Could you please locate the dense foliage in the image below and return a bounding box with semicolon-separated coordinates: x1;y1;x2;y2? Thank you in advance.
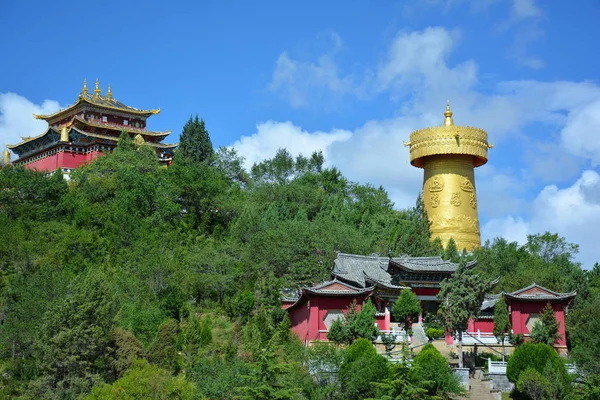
0;119;599;398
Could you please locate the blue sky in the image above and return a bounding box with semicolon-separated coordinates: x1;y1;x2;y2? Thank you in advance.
1;0;600;267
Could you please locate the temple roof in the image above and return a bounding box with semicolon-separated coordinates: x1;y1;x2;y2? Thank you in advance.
71;117;170;137
283;278;374;311
34;91;160;122
305;278;374;296
332;252;474;288
504;283;576;302
8;124;175;153
480;294;501;311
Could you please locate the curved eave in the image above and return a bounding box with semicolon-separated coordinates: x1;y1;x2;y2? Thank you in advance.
34;97;160;121
363;272;408;290
72;117;171;137
7;127;54;150
70;127;177;150
503;292;577;303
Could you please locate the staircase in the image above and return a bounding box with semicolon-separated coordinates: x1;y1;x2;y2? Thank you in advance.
458;370;500;400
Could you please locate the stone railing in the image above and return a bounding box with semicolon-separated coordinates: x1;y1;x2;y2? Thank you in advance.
488;359;508;374
463;330;509;345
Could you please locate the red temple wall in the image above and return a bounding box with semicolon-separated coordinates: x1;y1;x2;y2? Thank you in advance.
472;319;494;332
508;301;567;346
24;150;104;172
288;299;310;344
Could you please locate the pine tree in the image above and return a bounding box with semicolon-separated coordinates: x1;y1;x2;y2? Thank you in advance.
493;296;511;360
178;115;214;164
392;289;421;332
438;264;495;368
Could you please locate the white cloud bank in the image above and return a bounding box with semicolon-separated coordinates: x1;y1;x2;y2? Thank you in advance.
240;25;600;267
0;92;61;158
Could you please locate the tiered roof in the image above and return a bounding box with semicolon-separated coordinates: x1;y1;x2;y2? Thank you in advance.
8;80;176;161
332;252;475;288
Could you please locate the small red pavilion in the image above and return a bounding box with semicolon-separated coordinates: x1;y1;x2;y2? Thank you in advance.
6;79;176;176
470;283;576;353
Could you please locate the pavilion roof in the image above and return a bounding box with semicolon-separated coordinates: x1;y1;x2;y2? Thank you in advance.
282;278;374;311
504;283;576;302
34;91;160;121
332;252;475;288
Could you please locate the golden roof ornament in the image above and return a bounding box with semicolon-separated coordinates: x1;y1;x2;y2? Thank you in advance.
106;84;112;101
3;148;10;165
444;101;454;126
94;78;101;99
82;79;88;95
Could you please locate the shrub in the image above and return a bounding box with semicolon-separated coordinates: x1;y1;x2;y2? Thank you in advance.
506;343;566;384
425;328;445;341
413;344;463;397
516;367;551;400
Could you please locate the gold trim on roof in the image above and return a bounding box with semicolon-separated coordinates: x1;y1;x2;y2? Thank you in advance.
71;116;170;136
33;97;161;120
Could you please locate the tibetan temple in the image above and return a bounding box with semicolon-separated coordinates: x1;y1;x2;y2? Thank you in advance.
5;79;176;176
283;252;475;344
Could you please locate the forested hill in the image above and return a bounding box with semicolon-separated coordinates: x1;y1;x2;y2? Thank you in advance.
1;123;599;399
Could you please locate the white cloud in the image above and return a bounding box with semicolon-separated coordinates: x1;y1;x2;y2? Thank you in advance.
483;170;600;268
511;0;541;19
231;121;352;169
561;100;600;166
0;92;61;158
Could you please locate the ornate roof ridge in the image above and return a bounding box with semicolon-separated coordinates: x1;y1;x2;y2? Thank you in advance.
34;93;160;121
6;127;54;149
71;117;170;137
70;127;177;149
509;282;574;297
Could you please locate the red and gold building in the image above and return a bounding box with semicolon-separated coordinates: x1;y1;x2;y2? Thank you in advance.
6;79;176;176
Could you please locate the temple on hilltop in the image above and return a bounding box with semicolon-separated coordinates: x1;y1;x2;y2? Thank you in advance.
5;79;177;177
405;103;493;251
282;252;475;344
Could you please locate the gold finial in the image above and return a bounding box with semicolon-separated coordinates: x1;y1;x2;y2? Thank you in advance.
94;78;101;98
82;79;88;94
3;148;10;165
444;101;454;126
106;84;112;101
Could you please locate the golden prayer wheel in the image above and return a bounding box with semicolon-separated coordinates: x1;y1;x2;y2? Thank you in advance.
405;104;492;251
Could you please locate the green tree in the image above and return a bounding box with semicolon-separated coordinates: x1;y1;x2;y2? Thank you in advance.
506;343;568;388
391;289;421;332
177;115;214;164
31;272;116;399
437;264;494;368
493;296;511;360
84;359;194;400
412;344;464;398
568;296;600;375
339;338;388;400
530;303;561;346
352;298;379;341
147;319;180;373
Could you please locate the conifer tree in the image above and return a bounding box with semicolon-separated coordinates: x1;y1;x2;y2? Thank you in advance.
178;115;214;164
438;264;495;368
493;296;511;360
392;289;421;332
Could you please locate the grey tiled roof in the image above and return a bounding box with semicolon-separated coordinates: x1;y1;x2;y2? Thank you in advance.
391;255;476;272
332;252;473;288
333;253;392;288
504;283;576;302
480;294;501;311
304;278;374;295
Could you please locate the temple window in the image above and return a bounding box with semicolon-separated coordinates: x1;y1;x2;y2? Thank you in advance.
124;120;129;126
102;116;107;122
